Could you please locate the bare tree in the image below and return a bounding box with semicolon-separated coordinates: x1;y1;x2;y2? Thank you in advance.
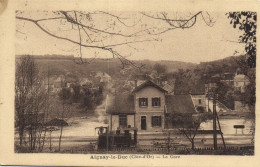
16;11;214;68
168;113;211;150
15;55;47;151
141;11;215;30
58;86;71;152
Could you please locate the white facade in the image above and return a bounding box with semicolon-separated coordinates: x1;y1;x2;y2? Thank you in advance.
234;74;250;93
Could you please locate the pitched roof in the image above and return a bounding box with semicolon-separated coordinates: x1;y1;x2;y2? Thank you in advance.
96;72;111;78
106;94;135;114
165;95;196;114
222;73;234;80
106;94;196;115
132;80;168;94
234;74;249;81
163;84;174;93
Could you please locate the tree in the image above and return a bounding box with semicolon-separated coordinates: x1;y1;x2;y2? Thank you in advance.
46;85;72;152
169;113;211;150
227;11;256;111
196;106;206;113
153;63;167;76
58;88;71;152
71;83;81;103
227;12;256;68
215;82;234;110
173;68;204;95
16;11;214;68
59;87;72;102
15;55;47;150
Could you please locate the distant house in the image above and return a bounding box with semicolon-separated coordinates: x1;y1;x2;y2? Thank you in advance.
205;71;250;94
79;78;91;86
106;80;196;132
191;94;207;113
205;73;235;94
220;73;234;85
233;73;250;93
126;79;146;88
54;75;65;88
95;72;111;83
43;75;65;92
65;77;78;88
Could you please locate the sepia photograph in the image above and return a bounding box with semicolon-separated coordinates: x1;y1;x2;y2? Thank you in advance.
0;0;259;166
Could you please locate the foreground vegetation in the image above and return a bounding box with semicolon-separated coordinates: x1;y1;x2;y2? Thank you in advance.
15;143;254;155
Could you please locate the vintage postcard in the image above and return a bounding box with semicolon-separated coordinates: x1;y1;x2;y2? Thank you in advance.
0;0;259;166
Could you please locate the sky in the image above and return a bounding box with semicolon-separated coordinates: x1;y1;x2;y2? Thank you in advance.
15;11;245;64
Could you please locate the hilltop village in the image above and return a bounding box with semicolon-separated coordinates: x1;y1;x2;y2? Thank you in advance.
15;55;255;154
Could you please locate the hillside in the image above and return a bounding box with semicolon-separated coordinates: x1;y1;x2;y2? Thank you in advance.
16;55;197;79
173;55;245;95
16;54;249;111
173;55;249;110
134;59;196;73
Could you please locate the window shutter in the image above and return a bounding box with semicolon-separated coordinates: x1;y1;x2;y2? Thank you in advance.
159;97;161;106
159;116;162;126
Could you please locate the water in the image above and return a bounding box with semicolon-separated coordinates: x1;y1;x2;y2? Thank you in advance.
50;117;108;137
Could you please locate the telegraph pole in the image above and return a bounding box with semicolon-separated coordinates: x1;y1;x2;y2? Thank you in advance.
207;85;210;112
213;93;217;150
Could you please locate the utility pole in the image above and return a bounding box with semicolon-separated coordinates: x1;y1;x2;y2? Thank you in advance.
106;127;108;153
167;131;170;154
216;112;226;149
213;93;217;150
207;85;210;112
58;75;65;152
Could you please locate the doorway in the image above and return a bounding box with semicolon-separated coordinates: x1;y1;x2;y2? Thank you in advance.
141;116;146;130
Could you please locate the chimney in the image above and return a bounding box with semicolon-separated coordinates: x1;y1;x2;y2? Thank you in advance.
135;79;137;88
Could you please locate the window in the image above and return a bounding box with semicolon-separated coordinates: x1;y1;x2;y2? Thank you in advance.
152;97;161;107
139;98;148;107
151;116;162;127
198;99;202;104
119;115;127;128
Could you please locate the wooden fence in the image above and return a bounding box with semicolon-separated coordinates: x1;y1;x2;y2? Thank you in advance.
97;145;254;152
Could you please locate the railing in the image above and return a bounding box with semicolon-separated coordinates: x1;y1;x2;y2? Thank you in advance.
216;100;233;112
96;145;254;152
